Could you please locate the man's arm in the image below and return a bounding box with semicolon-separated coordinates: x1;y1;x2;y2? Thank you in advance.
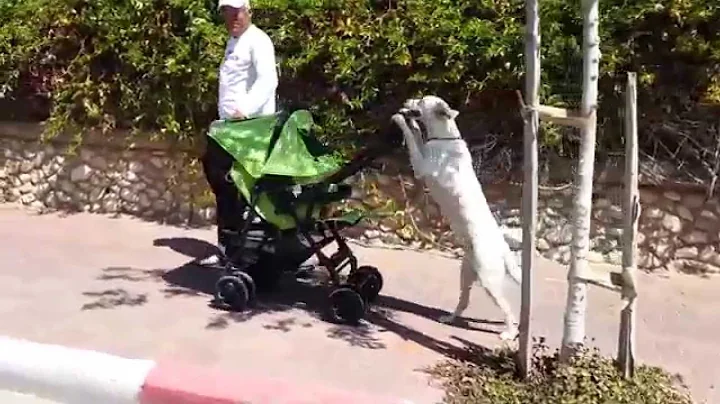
235;33;278;117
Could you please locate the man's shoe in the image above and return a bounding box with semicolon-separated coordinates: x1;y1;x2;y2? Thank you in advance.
197;236;228;266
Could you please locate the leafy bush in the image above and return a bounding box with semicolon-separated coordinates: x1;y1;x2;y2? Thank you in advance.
1;0;719;157
0;0;226;146
427;340;694;404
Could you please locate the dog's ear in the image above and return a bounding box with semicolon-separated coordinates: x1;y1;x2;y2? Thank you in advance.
433;103;459;120
400;107;422;119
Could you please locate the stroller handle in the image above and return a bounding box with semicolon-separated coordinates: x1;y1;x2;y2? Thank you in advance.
322;143;389;185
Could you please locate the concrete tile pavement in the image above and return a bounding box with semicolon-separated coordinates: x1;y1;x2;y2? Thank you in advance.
0;391;63;404
0;206;717;403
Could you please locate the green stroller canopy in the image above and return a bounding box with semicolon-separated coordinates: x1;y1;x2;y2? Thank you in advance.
207;110;352;230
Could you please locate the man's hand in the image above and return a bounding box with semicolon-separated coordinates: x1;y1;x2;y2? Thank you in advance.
231;110;246;120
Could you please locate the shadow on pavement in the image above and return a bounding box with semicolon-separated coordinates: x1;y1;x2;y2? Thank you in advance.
81;288;149;310
376;294;505;330
87;236;499;358
153;237;219;261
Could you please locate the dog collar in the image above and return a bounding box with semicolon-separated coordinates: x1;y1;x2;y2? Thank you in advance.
402;114;462;143
417;122;461;142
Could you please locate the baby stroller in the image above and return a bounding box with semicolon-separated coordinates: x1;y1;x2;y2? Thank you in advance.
203;109;385;325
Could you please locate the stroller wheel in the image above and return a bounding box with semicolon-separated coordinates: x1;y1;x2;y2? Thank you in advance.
328;287;366;325
348;266;384;303
215;275;249;312
232;271;257;302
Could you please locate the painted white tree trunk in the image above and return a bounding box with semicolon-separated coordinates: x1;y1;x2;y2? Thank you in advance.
560;0;600;361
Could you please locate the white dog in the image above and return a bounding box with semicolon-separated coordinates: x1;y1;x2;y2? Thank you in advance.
393;95;521;340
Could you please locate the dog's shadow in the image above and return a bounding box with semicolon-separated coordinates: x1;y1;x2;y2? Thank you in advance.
376;294;505;334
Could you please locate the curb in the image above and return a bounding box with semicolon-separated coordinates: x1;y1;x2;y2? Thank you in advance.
0;336;414;404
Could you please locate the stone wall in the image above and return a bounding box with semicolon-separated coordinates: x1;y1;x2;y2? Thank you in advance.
484;184;720;274
349;171;720;274
1;122;719;274
0;123;216;226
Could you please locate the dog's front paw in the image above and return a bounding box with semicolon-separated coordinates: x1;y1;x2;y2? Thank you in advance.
499;326;519;341
438;314;457;324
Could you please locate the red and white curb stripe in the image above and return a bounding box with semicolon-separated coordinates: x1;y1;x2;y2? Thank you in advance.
0;336;414;404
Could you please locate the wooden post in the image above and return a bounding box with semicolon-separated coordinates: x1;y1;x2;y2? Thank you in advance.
560;0;600;361
617;72;639;378
518;0;540;380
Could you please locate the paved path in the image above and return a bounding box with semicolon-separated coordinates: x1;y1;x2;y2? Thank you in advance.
0;205;717;403
0;391;61;404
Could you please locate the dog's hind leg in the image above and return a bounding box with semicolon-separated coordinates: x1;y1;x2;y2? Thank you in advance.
483;281;519;341
439;254;477;324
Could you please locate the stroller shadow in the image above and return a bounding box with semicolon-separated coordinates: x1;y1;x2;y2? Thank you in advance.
158;259;331;324
149;236;502;356
159;259;392;350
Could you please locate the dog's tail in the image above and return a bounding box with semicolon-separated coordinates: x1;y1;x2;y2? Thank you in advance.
503;248;522;285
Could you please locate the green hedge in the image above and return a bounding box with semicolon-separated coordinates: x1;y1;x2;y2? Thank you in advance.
1;0;719;154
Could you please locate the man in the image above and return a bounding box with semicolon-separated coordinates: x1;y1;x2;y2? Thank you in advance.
202;0;279;256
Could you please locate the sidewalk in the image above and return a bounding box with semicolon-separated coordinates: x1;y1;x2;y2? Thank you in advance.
0;391;61;404
0;206;717;403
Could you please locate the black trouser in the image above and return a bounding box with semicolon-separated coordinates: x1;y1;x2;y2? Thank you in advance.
201;136;247;246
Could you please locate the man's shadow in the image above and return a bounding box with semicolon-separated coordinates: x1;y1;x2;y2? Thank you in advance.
153;237;220;262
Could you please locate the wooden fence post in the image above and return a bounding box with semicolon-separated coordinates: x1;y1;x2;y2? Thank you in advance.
617;72;640;378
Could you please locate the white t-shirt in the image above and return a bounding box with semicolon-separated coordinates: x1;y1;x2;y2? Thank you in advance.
218;24;278;120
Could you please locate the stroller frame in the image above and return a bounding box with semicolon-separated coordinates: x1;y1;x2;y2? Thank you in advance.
205;113;386;325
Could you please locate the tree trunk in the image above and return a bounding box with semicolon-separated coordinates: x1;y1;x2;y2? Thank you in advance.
560;0;600;362
518;0;540;380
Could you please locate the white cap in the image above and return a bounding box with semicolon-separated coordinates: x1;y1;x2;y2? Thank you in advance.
218;0;250;10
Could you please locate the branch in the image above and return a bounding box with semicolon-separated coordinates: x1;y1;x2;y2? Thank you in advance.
396;174;450;251
707;125;720;199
